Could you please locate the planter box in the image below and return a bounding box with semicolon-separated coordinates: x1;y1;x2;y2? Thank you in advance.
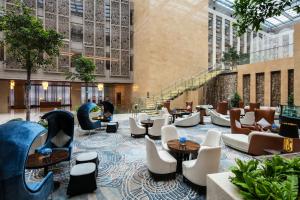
207;172;242;200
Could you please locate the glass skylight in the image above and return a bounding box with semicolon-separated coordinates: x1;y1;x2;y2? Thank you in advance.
275;15;290;23
266;18;282;26
285;8;299;17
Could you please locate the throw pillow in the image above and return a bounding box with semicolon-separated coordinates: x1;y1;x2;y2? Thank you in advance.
257;118;271;128
51;129;71;147
235;120;242;128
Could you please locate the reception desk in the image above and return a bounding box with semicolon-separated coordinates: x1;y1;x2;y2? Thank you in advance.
40;101;62;108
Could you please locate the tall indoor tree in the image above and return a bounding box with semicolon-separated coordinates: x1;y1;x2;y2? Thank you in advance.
66;56;96;103
0;1;63;121
233;0;300;35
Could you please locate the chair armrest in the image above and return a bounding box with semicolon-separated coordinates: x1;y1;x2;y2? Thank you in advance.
248;134;283;156
27;172;53;193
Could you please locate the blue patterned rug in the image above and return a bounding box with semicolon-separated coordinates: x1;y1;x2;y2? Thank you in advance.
26;115;251;200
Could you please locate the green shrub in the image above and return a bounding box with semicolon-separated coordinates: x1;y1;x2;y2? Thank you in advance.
230;156;300;200
230;92;241;108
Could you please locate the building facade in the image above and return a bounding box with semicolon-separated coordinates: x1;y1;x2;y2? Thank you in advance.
0;0;134;112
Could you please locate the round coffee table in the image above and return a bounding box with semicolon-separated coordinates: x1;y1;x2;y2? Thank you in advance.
26;149;69;190
141;119;154;135
92;116;110;122
167;139;200;172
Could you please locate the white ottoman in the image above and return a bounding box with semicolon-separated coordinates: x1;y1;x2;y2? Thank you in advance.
76;151;99;176
67;163;97;196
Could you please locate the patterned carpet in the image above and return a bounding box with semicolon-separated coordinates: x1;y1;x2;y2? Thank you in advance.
26;114;252;200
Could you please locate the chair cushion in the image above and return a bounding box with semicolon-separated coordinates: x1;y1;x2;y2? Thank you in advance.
76;152;98;162
182;159;196;169
158;150;177;163
51;130;71;147
257;118;271;128
70;163;96;176
235;120;241;128
222;134;249;153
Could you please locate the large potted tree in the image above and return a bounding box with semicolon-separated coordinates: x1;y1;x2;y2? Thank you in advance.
0;1;63;121
66;56;96;103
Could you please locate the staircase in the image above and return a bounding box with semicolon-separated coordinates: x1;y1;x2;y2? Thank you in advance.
135;68;235;114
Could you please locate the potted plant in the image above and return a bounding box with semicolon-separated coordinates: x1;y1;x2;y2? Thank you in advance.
230;92;241;108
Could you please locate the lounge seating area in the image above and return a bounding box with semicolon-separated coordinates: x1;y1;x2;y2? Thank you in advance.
1;0;300;199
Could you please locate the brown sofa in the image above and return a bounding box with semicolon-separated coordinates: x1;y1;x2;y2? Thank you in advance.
230;109;252;135
216;101;228;115
222;131;300;156
245;103;260;112
254;109;275;130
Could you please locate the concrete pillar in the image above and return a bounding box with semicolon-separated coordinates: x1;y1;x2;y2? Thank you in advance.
71;83;81;110
14;80;25;109
0;80;10;113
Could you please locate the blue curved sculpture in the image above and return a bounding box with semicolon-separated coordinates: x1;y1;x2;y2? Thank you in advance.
38;110;74;161
77;103;101;131
0;121;53;200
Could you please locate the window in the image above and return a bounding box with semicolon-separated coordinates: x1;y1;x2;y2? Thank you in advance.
71;23;83;42
71;0;83;17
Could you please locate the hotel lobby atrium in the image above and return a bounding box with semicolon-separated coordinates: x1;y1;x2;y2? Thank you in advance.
1;0;300;200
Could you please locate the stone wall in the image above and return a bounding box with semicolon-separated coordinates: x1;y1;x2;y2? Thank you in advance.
203;72;237;107
271;71;281;107
256;73;264;105
243;74;250;104
288;69;294;97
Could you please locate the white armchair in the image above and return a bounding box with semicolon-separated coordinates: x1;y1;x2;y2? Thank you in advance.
240;111;255;125
149;118;165;138
129;117;145;137
174;112;200;127
161;125;178;151
182;146;221;186
159;107;170;116
138;113;149;124
162;113;171;125
209;110;230;127
202;129;221;147
145;136;177;180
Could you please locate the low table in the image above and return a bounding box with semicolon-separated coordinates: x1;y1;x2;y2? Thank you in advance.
167;139;200;172
26;149;69;190
92;116;111;123
141;119;154;135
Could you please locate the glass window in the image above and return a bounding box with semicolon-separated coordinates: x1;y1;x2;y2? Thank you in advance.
71;0;83;17
71;23;83;42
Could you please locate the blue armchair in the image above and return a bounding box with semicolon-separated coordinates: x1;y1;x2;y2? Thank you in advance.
0;121;53;200
77;103;101;132
38;110;74;161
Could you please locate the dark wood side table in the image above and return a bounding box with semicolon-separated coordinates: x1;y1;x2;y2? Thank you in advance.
167;139;200;173
26;149;69;190
140;119;154;135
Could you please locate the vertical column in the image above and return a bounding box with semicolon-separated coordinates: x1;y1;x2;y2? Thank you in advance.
45;0;58;72
95;0;106;76
120;0;130;77
281;69;288;105
221;18;225;69
212;13;216;69
110;0;121;76
58;0;70;73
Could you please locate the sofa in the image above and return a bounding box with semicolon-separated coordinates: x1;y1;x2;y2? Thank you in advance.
174;112;200;127
230;109;252;135
216;101;228;115
222;131;300;156
209;110;230;127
